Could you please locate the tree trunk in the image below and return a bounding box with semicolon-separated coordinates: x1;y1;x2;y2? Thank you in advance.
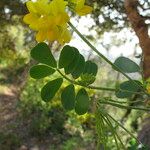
124;0;150;148
124;0;150;79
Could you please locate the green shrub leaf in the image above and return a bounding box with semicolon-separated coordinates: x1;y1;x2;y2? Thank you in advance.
41;78;63;102
83;61;92;74
30;65;55;79
75;88;89;115
91;62;98;76
80;73;96;85
31;42;57;68
79;61;98;85
114;57;140;73
71;54;85;79
64;47;80;74
83;61;98;76
116;80;141;98
58;45;76;69
61;84;75;110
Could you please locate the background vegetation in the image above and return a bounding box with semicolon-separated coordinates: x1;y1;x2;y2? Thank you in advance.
0;0;150;149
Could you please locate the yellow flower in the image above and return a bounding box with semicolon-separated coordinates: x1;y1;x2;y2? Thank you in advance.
58;25;71;44
36;25;71;44
146;78;150;94
71;0;93;16
146;85;150;94
23;0;52;30
49;0;69;25
23;0;71;44
35;26;59;42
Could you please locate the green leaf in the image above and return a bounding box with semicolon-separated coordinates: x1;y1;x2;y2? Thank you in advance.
31;42;57;68
78;61;98;85
41;78;63;102
75;88;89;115
116;80;141;98
80;73;96;85
58;45;76;69
83;61;91;74
83;61;98;76
71;54;85;79
30;65;55;79
64;47;80;74
91;62;98;76
114;57;140;73
61;84;75;110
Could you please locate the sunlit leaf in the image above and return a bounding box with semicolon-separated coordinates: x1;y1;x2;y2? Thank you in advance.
80;61;98;84
80;73;96;85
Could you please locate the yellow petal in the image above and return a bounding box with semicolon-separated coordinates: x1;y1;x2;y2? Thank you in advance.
58;26;71;44
23;13;40;30
61;29;71;43
34;2;50;15
54;13;69;25
76;5;93;16
36;30;47;42
49;0;68;15
38;0;49;4
26;1;37;13
29;23;39;30
76;0;85;10
47;27;59;41
26;0;51;15
38;16;55;30
23;13;38;24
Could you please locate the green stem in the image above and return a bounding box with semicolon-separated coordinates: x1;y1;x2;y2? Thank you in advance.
102;98;145;104
57;69;144;95
101;114;126;150
57;69;116;91
101;111;142;144
100;114;120;150
87;85;116;91
68;22;144;92
105;116;127;150
95;110;108;150
99;100;150;111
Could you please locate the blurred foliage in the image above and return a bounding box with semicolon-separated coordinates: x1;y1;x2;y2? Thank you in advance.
88;0;150;35
17;76;96;148
0;0;150;149
1;0;150;39
0;18;29;66
0;132;21;150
